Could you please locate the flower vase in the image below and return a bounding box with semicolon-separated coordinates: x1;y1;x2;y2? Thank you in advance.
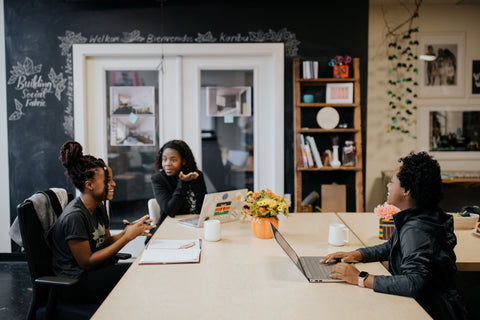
250;216;279;239
379;218;395;240
331;145;341;168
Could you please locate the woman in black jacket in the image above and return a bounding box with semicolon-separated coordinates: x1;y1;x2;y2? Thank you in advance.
323;151;467;319
151;140;207;226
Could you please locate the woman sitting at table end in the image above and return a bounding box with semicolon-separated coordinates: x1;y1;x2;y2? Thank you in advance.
322;151;468;320
151;139;207;227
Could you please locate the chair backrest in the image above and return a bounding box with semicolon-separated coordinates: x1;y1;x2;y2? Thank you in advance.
147;198;161;224
17;200;55;282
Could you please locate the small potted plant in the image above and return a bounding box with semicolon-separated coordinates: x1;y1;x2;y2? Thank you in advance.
242;189;289;239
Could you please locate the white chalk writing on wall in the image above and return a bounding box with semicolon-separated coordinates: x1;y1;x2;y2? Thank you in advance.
7;57;67;121
6;29;297;134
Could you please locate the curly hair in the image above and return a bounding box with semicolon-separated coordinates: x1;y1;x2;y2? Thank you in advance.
397;151;442;208
153;140;198;173
59;140;109;201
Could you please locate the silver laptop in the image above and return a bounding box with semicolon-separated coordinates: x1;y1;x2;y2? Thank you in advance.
270;223;344;283
178;189;248;228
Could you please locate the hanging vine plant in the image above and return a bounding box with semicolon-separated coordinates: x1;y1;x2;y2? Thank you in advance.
385;0;422;138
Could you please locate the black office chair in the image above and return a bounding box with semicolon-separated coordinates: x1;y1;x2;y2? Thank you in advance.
17;190;131;319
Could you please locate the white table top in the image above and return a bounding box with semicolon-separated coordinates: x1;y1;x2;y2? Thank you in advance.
92;213;430;320
337;212;480;271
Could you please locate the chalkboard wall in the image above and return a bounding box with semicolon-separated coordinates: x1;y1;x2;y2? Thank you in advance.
4;0;368;251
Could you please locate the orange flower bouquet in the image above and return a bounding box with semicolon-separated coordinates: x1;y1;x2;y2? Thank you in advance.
374;202;400;240
374;202;400;220
241;189;289;220
242;189;289;239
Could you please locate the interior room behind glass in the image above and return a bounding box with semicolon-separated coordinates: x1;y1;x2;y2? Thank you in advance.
429;110;480;151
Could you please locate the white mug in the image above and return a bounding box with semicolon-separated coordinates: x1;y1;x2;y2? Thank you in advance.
328;223;349;246
204;219;221;241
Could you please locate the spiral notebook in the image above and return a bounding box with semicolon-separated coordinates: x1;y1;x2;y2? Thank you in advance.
139;239;202;265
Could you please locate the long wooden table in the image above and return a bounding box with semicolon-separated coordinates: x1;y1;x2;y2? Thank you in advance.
92;213;430;319
337;212;480;272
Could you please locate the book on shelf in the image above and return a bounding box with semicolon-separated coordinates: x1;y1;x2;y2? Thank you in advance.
302;60;318;79
139;239;202;265
299;134;309;168
306;136;323;168
304;141;315;168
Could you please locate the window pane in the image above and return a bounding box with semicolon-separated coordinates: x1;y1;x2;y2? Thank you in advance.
429;110;480;151
106;70;159;227
200;70;254;192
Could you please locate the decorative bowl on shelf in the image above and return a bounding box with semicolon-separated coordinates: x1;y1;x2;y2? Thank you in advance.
448;213;479;230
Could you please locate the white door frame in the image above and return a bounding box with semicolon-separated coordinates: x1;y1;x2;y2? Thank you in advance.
73;43;284;194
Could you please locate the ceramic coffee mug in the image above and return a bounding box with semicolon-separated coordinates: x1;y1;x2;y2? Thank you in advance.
204;219;221;241
328;223;349;246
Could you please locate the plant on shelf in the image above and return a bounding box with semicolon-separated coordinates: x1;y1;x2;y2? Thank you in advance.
384;0;422;138
242;189;289;239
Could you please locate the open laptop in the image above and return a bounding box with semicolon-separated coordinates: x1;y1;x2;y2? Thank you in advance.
270;223;344;283
178;189;248;228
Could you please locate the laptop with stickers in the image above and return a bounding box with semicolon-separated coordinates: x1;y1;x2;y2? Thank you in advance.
178;189;248;228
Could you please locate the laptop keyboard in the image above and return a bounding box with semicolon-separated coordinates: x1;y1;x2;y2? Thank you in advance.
301;257;333;279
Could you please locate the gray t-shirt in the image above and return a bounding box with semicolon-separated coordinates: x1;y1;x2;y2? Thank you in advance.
51;197;109;279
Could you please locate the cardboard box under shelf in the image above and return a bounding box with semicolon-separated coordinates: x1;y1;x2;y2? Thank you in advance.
321;184;346;212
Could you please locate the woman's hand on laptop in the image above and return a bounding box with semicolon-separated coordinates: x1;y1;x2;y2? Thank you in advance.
330;263;361;285
321;250;362;264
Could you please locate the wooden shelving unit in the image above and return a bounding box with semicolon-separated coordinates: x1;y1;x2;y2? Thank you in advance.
293;57;364;212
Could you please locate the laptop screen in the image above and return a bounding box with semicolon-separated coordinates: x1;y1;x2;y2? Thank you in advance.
271;224;303;270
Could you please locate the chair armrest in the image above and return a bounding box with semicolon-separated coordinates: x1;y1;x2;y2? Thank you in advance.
36;276;78;287
115;252;132;260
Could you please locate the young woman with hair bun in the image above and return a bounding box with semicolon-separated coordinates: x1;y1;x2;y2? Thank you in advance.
51;140;155;304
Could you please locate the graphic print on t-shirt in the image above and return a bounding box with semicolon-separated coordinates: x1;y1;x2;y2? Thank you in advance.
92;223;106;248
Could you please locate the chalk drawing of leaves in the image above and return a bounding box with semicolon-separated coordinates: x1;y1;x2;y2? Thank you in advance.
8;99;25;121
121;30;145;43
7;57;42;85
58;30;87;56
48;68;67;101
195;31;216;43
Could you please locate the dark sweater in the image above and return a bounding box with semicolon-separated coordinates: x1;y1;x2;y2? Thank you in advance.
150;169;207;226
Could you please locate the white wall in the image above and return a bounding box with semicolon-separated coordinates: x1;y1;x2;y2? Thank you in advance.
0;0;12;252
366;3;480;211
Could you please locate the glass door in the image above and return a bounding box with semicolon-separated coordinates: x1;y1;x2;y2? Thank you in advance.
200;70;254;192
105;70;159;225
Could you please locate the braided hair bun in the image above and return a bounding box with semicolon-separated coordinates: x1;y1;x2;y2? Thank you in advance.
59;140;107;193
59;140;83;171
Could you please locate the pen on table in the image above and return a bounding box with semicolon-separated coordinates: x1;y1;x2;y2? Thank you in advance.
123;221;150;226
178;241;196;249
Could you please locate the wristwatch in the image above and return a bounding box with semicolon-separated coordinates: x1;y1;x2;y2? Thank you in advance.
358;271;369;288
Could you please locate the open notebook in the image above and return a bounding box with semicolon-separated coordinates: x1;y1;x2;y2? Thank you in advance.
139;239;201;265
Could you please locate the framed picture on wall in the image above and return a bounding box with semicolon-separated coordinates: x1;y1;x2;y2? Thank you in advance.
418;32;465;97
206;86;252;117
325;82;353;104
417;104;480;160
468;58;480;95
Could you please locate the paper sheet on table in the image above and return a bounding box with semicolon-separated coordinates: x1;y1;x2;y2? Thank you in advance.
139;239;201;265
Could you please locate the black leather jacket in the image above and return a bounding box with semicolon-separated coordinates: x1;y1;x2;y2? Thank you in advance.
358;206;467;320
